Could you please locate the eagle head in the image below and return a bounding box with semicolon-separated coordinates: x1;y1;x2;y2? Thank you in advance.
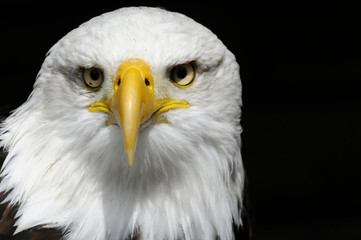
0;7;244;240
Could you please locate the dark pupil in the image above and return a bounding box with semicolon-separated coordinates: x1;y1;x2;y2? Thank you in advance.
176;67;187;79
90;69;100;80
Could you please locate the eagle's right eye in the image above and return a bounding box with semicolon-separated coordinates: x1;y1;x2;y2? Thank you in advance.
83;67;104;90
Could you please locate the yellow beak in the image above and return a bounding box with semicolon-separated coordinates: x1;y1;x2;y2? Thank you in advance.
89;58;190;166
110;59;157;166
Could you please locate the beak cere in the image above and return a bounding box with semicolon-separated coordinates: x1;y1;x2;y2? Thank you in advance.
110;59;157;166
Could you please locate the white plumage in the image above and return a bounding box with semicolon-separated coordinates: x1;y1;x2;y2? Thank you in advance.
0;7;244;240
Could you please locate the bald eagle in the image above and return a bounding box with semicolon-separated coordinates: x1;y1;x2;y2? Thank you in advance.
0;7;245;240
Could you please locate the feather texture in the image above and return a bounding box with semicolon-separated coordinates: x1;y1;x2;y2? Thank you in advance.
0;7;244;240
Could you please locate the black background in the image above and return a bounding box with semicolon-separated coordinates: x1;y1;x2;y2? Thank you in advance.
1;2;361;240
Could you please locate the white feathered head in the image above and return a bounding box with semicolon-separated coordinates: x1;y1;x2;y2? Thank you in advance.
0;7;244;240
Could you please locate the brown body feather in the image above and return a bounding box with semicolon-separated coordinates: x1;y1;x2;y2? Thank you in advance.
0;148;64;240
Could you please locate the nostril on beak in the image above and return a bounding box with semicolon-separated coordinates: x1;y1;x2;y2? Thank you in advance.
117;78;121;86
145;78;150;86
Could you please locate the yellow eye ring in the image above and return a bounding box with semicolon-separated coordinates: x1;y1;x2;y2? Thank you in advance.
170;63;196;88
83;67;104;90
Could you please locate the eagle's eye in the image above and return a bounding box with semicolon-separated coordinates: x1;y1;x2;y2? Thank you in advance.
170;63;196;87
83;67;104;90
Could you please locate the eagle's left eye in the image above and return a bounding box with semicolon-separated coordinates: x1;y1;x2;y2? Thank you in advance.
83;67;104;90
170;63;196;87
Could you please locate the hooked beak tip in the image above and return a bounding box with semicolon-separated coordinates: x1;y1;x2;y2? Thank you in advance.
126;149;135;166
